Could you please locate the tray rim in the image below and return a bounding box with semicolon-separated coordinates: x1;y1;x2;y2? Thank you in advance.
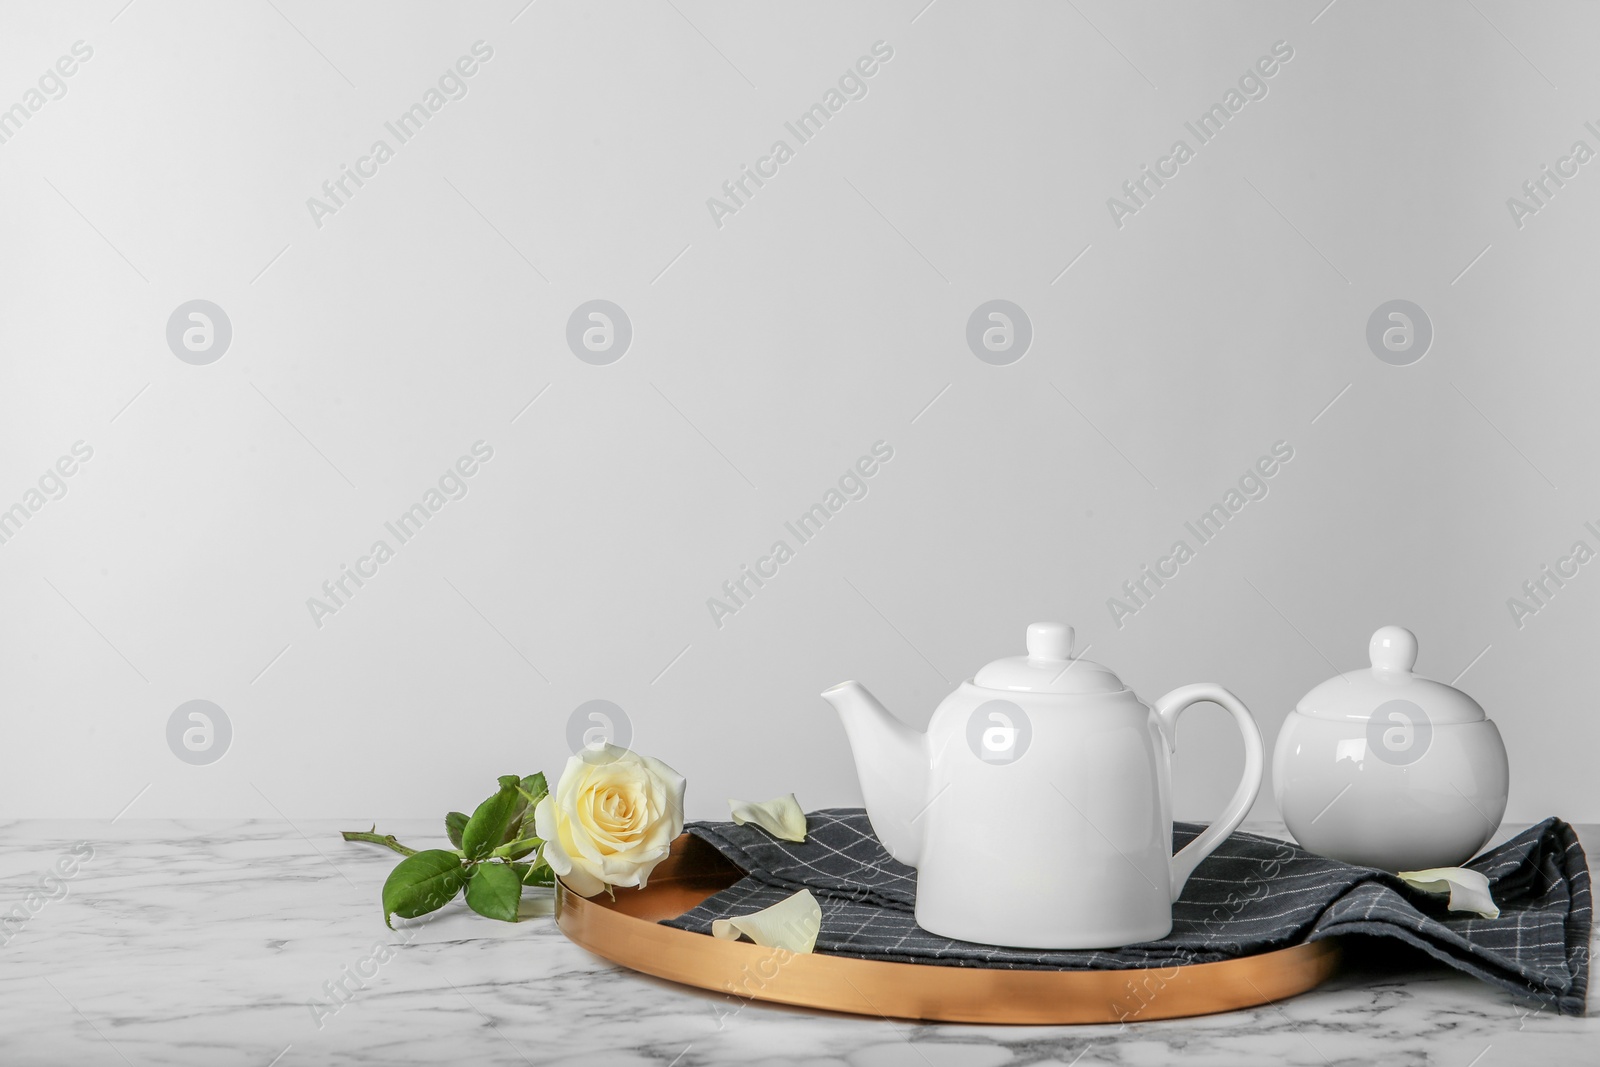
554;833;1342;1024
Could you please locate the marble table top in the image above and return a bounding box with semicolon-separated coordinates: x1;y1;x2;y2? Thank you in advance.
0;819;1592;1066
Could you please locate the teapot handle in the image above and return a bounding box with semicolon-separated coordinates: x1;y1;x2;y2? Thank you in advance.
1152;683;1264;902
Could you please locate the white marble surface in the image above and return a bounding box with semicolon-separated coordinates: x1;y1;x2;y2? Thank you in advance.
0;819;1592;1066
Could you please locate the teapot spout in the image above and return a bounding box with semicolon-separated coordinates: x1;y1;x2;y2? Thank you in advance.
821;681;929;867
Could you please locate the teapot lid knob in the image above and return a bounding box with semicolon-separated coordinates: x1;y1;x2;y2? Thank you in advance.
1026;622;1073;662
977;621;1120;692
1369;625;1418;674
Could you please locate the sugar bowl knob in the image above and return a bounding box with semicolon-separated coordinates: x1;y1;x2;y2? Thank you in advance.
1369;625;1418;674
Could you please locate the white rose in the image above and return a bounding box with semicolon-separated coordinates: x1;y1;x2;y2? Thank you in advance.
534;744;686;897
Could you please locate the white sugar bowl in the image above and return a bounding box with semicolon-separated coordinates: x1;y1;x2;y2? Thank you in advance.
1272;626;1509;872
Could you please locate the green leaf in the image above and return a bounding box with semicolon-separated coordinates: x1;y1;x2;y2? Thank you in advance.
518;773;548;808
519;862;555;888
506;773;547;829
444;811;469;850
462;776;523;860
382;850;466;928
492;835;542;860
496;773;549;859
465;862;523;922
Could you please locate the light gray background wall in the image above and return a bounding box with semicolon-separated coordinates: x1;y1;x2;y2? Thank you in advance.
2;1;1595;825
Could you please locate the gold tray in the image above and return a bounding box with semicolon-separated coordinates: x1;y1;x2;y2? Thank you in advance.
555;834;1341;1024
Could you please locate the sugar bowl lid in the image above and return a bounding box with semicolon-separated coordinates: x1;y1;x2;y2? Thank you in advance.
1295;625;1488;724
972;622;1125;694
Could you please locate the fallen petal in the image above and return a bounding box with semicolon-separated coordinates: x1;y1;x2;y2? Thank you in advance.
711;889;821;953
729;794;807;843
1398;866;1500;919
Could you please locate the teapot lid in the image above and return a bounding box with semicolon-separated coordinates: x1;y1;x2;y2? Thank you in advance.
972;623;1125;694
1294;626;1488;724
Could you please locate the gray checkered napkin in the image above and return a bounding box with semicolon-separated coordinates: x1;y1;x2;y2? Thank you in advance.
663;809;1590;1015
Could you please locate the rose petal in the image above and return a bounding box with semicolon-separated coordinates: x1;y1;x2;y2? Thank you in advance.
729;795;808;843
577;743;625;768
1398;867;1500;919
533;797;565;871
556;862;607;898
535;797;607;897
711;889;821;953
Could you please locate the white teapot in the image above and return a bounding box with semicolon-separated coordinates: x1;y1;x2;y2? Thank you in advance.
823;622;1263;949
